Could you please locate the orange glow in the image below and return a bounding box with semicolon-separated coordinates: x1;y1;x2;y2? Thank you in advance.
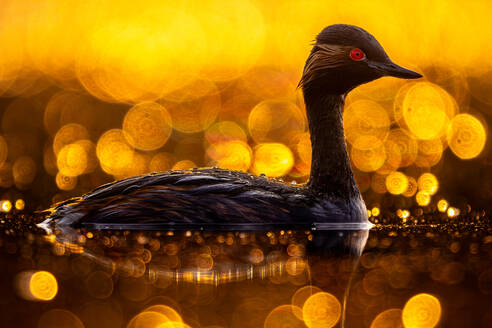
446;113;486;159
16;270;58;302
417;173;439;195
402;82;454;140
127;311;170;328
143;305;182;324
57;143;88;177
1;200;12;213
385;171;409;195
123;102;172;151
264;305;305;328
302;292;341;328
172;160;196;171
248;99;306;145
53;123;89;156
56;172;77;191
206;140;252;172
370;308;403;328
402;177;418;197
344;100;390;146
14;199;25;210
13;156;37;186
291;285;323;320
416;191;431;207
252;143;294;177
29;271;58;301
437;199;448;212
96;129;135;177
402;293;441;328
351;136;386;172
38;309;84;328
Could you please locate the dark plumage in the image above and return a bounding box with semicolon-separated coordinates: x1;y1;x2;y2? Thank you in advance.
42;24;422;230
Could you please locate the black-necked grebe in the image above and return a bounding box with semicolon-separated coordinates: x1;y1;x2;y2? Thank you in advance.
42;24;421;230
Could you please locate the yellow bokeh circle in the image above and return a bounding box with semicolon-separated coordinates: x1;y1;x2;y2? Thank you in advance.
252;143;294;177
302;292;341;328
385;171;409;195
446;113;486;159
29;271;58;301
402;293;441;328
417;173;439;195
123;102;172;151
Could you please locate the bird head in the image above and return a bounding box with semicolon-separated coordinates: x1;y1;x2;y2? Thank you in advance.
299;24;422;95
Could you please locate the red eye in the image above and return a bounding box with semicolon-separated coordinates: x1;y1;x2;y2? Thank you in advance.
350;48;365;61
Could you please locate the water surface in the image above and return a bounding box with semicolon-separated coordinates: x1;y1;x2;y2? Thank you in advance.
0;215;490;328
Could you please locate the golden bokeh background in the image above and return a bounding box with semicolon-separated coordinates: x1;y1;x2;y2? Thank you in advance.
0;0;490;215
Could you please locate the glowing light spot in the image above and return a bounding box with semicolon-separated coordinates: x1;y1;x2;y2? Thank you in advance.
385;171;409;195
370;308;404;328
417;173;439;195
194;0;266;82
385;129;418;167
446;113;486;159
206;140;252;172
402;293;441;328
15;199;25;210
172;160;196;171
38;309;84;328
252;143;294;177
302;292;341;328
53;123;89;156
403;82;454;140
144;305;182;324
351;136;386;172
96;129;135;176
13;156;37;186
371;174;388;194
264;305;305;328
291;285;323;320
403;177;418;197
149;153;174;173
437;199;448;212
123;102;172;151
57;143;88;177
401;210;410;219
371;207;380;217
28;271;58;301
1;200;12;212
248;99;306;145
162;81;220;133
447;207;459;218
286;257;307;276
249;248;264;264
344;100;390;146
127;311;169;328
56;172;77;191
415;139;443;167
196;253;214;271
206;121;247;144
416;191;431;206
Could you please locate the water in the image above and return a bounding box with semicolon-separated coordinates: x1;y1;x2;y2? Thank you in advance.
0;215;490;328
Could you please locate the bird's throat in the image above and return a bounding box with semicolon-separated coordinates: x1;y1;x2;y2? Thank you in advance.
305;93;359;200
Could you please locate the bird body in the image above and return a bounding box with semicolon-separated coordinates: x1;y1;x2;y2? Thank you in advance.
45;168;368;230
42;24;421;230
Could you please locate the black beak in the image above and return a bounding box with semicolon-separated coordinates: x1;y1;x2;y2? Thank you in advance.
368;60;422;79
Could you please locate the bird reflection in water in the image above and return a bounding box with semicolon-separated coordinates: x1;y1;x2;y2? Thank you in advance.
41;226;369;328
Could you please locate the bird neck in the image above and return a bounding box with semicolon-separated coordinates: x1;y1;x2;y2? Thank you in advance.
304;93;360;200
